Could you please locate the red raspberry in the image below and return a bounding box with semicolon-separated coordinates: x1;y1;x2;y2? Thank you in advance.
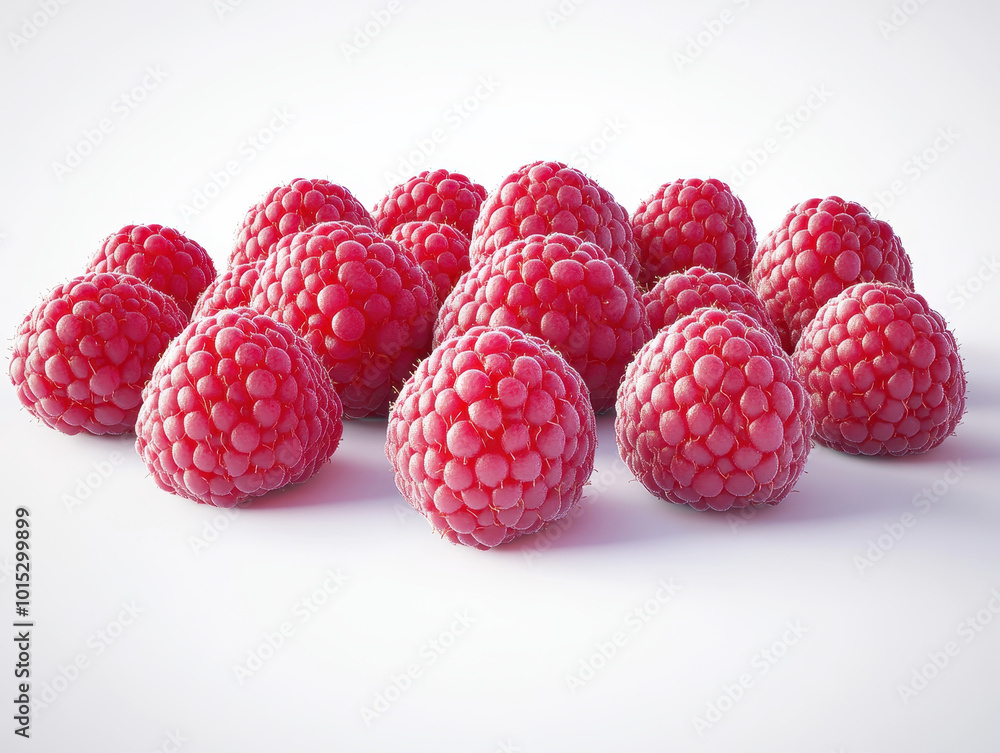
435;233;650;413
192;262;261;319
642;266;780;343
386;325;597;549
373;169;487;238
792;282;966;456
751;196;914;352
615;307;813;511
469;160;640;279
250;221;436;418
86;223;216;317
229;178;375;268
631;178;755;287
9;272;187;436
389;221;471;305
135;308;343;507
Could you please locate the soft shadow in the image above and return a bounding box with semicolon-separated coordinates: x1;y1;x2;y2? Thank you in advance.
249;417;398;510
511;440;940;551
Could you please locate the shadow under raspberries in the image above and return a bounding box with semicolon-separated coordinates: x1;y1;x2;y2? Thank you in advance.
506;437;950;552
250;418;398;510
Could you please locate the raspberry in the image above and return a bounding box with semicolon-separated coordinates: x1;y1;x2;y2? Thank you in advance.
9;272;187;436
615;307;813;511
373;169;487;238
389;221;471;305
469;160;640;279
250;221;436;418
135;308;343;507
642;266;780;343
192;262;261;319
386;325;597;549
792;282;965;456
631;178;755;287
229;178;375;268
751;196;914;352
435;233;650;413
86;224;216;317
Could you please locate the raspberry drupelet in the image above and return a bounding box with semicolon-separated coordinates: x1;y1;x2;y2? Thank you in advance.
192;262;261;319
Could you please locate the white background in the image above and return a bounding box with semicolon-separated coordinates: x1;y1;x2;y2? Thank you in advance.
2;0;999;750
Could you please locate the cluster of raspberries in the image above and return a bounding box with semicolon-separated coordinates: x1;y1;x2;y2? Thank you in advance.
9;166;966;549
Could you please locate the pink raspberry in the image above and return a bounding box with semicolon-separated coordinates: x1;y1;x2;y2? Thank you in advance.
135;307;343;507
373;169;487;238
192;262;261;319
469;160;640;279
389;221;471;305
642;266;780;343
229;178;375;268
792;282;966;456
86;223;216;317
435;233;650;413
250;221;436;418
615;307;813;511
631;178;755;287
386;325;597;549
9;272;187;436
751;196;914;352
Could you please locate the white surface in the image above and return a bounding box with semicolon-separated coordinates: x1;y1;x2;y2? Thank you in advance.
2;0;999;751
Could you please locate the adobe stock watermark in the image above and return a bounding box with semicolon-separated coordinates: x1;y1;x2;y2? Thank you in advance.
213;0;244;21
361;610;475;725
729;84;833;188
945;253;1000;314
567;117;626;172
692;620;808;736
342;0;403;63
383;75;500;187
674;0;752;71
62;451;125;513
726;502;769;532
188;500;252;553
177;107;294;221
33;601;143;713
564;579;681;692
897;587;1000;705
8;0;71;53
521;458;630;562
0;556;15;586
546;0;588;30
152;730;188;753
853;459;969;574
868;126;959;216
878;0;931;40
232;569;350;684
51;65;169;182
